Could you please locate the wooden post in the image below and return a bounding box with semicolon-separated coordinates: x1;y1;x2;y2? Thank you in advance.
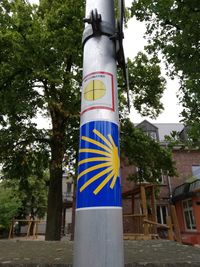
35;221;38;239
166;216;174;241
140;185;148;215
150;186;156;221
131;195;135;214
171;205;182;243
131;194;135;233
140;185;148;235
33;221;37;239
26;220;32;238
8;219;14;239
150;185;157;234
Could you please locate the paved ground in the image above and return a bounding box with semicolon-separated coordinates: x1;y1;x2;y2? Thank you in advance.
0;238;200;266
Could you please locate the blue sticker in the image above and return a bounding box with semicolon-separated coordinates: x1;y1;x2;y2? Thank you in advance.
76;121;122;209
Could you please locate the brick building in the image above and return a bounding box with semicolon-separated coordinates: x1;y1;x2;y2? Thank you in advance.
68;120;200;242
121;120;200;242
173;180;200;245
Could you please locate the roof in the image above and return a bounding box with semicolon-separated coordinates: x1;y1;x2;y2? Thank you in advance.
173;179;200;201
136;120;158;130
135;120;185;141
154;123;184;141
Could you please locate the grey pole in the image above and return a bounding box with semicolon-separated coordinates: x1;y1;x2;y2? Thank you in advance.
73;1;124;266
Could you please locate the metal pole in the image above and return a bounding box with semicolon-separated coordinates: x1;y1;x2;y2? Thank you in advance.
73;0;124;266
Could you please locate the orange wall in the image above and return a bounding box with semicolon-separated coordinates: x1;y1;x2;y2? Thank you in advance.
193;196;200;232
175;196;200;245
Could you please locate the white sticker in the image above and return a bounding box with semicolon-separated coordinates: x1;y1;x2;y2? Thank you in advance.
81;71;115;114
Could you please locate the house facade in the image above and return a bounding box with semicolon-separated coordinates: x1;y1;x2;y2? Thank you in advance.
121;120;200;243
173;180;200;245
67;120;200;243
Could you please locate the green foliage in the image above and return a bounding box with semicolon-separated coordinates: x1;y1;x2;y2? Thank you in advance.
121;118;176;183
127;53;165;118
3;171;49;220
131;0;200;141
0;182;22;231
118;53;166;119
0;0;84;240
131;0;200;77
0;139;49;220
0;0;171;239
0;0;84;124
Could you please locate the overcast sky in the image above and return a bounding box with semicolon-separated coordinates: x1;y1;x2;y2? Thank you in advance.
29;0;182;124
124;0;182;123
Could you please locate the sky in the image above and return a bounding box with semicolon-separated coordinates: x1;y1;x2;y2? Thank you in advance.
124;18;182;123
123;0;182;123
29;0;182;124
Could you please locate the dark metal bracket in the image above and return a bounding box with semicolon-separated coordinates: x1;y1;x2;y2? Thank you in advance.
82;9;115;47
83;9;102;35
82;3;130;112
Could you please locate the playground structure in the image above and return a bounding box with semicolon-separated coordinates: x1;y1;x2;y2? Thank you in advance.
8;183;182;242
122;183;182;242
8;219;45;239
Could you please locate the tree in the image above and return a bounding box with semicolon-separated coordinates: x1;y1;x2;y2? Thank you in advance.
0;0;170;240
3;172;49;221
131;0;200;140
127;53;166;118
121;118;176;183
0;0;84;240
0;182;22;232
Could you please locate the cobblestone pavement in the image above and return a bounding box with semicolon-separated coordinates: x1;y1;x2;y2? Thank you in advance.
0;239;200;266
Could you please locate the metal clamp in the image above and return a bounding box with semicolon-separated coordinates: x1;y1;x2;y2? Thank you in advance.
82;7;130;112
83;9;102;34
82;9;115;47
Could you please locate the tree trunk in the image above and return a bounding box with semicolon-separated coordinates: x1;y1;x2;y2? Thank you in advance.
45;161;63;240
70;183;76;241
45;108;66;241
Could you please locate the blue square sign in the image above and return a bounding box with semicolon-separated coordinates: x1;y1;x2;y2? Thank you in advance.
76;121;122;209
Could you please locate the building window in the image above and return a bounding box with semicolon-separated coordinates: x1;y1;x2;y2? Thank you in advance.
182;199;196;230
145;131;157;141
192;165;200;179
157;205;168;224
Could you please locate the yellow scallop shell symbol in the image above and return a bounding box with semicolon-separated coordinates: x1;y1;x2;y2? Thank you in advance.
84;80;106;101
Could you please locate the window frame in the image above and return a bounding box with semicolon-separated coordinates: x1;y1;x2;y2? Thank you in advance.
192;165;200;180
182;198;196;231
156;205;168;225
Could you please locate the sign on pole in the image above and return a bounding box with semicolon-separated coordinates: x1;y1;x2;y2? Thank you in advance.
73;1;126;266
